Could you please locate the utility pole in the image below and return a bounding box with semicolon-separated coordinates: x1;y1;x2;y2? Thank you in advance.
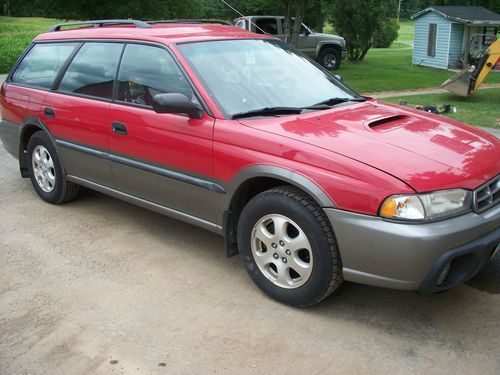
397;0;403;24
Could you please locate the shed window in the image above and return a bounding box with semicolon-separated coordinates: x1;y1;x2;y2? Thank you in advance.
427;23;437;57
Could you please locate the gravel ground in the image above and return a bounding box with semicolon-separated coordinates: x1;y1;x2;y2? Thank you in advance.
0;142;499;374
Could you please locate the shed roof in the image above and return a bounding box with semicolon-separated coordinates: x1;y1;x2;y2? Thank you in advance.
412;6;500;24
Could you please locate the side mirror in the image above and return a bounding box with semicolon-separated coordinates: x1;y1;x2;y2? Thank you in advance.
152;93;203;119
334;74;343;82
303;27;311;36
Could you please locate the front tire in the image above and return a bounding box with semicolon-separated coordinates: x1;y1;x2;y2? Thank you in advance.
318;47;341;70
237;186;342;307
27;131;79;204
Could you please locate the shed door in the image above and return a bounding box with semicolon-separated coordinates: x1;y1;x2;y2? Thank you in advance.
427;23;437;57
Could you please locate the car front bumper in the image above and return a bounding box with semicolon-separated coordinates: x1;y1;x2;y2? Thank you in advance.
324;203;500;291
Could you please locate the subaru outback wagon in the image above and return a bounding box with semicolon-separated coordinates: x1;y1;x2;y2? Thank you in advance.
1;20;499;306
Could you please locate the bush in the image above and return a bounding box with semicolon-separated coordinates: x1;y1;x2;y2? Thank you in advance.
373;19;399;48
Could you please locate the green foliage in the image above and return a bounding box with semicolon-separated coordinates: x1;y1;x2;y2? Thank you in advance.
373;18;399;48
329;0;394;61
1;0;206;20
0;17;63;74
203;0;283;20
399;0;500;20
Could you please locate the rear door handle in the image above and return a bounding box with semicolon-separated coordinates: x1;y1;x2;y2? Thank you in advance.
44;107;55;118
112;122;128;135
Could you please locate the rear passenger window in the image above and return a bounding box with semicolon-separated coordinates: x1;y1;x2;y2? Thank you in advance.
59;43;123;99
11;43;78;89
116;44;194;107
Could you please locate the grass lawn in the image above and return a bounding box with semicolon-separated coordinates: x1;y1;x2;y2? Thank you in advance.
340;48;500;93
396;20;414;43
382;88;500;129
0;17;64;73
334;19;499;93
340;48;453;92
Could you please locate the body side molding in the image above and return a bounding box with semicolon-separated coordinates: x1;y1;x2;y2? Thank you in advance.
56;139;226;194
67;175;223;234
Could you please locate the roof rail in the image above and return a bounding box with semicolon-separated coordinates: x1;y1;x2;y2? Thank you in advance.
48;19;151;32
148;19;232;26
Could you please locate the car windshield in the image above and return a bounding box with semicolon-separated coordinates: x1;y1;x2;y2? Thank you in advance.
177;39;361;118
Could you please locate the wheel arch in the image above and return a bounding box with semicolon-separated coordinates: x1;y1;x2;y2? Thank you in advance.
222;165;335;257
18;117;56;178
315;42;341;60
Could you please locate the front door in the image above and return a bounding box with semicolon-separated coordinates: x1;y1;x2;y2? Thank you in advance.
107;43;217;222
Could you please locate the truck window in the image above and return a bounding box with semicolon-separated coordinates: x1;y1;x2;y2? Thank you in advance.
255;19;279;35
235;19;245;30
59;42;123;99
11;43;78;89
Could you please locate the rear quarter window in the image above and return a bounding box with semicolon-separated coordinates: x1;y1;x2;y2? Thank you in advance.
11;43;78;89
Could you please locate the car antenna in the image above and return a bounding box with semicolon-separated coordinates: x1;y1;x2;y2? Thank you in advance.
218;0;270;35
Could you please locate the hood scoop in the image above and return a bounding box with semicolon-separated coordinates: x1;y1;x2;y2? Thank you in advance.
366;115;411;132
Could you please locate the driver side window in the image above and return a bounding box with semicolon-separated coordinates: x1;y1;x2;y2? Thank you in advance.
116;44;195;107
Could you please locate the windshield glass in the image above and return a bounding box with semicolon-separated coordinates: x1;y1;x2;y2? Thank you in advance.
177;39;360;118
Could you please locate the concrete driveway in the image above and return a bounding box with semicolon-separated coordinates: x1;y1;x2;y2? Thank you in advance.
0;141;499;374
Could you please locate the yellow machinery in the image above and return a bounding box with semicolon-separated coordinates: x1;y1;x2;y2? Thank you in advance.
441;38;500;97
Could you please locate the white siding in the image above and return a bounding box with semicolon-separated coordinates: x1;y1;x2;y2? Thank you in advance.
412;12;451;69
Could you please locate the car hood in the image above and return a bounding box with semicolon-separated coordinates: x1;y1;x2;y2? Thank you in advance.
238;101;500;192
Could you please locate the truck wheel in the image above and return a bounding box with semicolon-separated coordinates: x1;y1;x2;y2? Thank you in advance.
237;186;343;307
318;47;341;70
27;131;79;204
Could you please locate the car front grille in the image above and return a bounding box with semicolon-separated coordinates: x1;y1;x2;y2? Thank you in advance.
473;175;500;213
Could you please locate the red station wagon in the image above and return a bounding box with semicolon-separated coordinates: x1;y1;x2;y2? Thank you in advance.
1;20;499;306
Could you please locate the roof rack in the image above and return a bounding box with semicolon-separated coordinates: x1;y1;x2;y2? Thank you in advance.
48;19;151;32
148;19;232;26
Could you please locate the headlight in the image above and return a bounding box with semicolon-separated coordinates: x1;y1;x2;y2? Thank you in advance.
380;189;472;221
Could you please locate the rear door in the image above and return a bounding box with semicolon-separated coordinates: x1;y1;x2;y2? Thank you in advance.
107;43;217;222
43;42;124;187
2;42;79;156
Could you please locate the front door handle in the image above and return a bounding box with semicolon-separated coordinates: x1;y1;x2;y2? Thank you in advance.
112;122;128;135
44;107;55;118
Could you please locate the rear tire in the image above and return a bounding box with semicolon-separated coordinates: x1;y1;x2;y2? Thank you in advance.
318;47;341;70
237;186;342;307
27;131;79;204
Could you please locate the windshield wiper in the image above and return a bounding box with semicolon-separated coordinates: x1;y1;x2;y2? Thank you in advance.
232;106;303;120
306;97;366;109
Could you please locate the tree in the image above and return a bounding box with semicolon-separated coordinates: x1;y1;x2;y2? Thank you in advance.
208;0;309;47
280;0;308;46
373;18;399;48
329;0;395;61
